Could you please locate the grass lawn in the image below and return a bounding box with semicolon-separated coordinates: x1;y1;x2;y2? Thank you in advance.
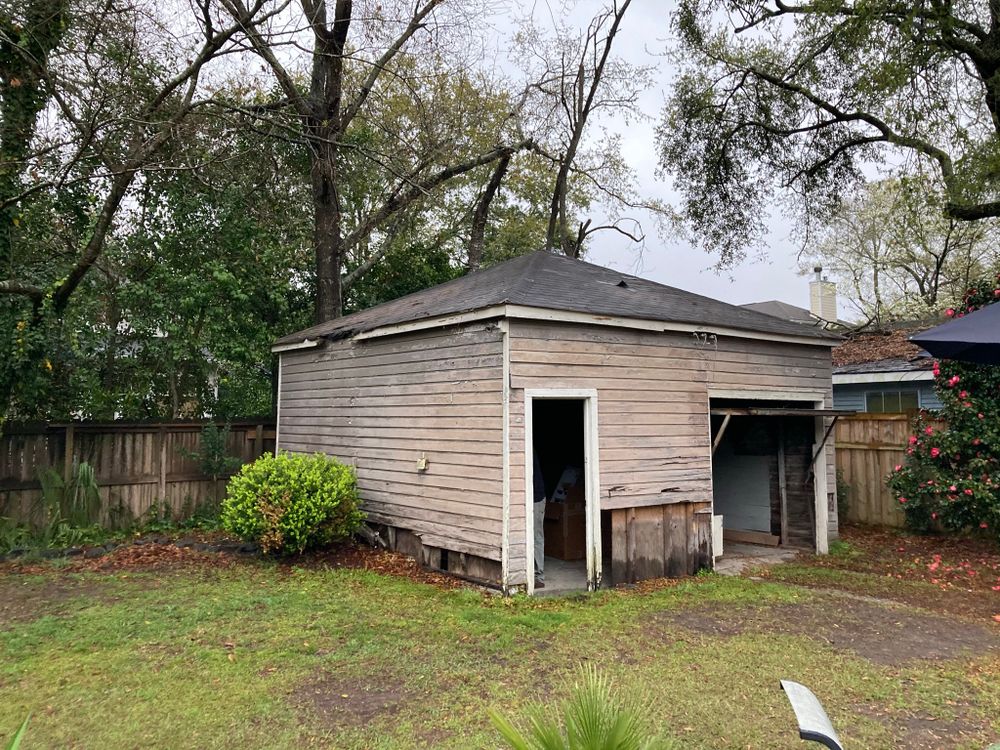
1;545;999;749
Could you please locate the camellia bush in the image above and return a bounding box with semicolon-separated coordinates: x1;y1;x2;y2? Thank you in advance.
887;273;1000;543
221;451;363;554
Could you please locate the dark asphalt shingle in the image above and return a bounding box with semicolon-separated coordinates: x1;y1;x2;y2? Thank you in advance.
276;251;840;346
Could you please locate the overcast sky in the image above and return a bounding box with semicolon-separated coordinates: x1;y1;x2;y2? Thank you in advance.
500;0;825;314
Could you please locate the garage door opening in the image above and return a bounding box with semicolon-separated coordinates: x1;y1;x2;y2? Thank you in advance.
709;399;827;555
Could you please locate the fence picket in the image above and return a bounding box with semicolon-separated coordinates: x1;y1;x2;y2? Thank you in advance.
0;421;275;528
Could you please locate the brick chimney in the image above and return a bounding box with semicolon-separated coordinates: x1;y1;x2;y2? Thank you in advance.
809;265;837;323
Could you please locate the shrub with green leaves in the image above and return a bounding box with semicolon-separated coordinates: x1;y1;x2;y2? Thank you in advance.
221;451;363;554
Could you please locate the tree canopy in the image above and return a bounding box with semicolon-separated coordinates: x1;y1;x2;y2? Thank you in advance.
810;176;1000;324
659;0;1000;265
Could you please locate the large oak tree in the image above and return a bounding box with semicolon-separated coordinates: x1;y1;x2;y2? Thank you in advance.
658;0;1000;264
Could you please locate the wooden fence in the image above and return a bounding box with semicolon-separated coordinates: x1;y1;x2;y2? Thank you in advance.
0;421;275;527
834;414;943;528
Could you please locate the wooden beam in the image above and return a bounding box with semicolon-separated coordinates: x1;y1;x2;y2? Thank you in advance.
778;422;788;547
711;413;732;456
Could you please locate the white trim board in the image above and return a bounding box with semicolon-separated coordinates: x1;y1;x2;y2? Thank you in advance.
499;319;511;593
271;338;320;353
833;371;933;385
707;388;828;403
287;303;838;348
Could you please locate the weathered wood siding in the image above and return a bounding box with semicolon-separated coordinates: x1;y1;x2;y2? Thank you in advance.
507;320;837;584
278;324;505;562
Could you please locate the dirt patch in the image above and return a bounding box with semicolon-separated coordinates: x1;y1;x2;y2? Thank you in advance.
900;714;991;750
295;671;410;730
0;576;118;624
854;703;992;750
654;593;1000;666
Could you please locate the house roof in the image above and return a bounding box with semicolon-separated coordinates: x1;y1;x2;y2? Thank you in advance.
276;251;841;347
832;328;934;374
741;300;818;326
741;299;851;328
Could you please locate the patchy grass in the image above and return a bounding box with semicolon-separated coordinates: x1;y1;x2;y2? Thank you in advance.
0;557;998;749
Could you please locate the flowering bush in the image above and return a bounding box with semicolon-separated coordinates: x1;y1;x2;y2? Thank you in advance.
887;273;1000;543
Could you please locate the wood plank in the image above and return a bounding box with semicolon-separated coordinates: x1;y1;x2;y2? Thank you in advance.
723;529;781;546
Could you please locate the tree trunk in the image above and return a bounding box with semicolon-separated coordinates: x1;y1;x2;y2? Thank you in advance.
312;145;343;323
468;154;511;271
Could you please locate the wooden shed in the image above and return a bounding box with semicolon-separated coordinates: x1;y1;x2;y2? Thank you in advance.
273;251;842;594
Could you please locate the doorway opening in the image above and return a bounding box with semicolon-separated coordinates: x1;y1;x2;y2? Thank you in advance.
709;398;819;563
525;392;600;595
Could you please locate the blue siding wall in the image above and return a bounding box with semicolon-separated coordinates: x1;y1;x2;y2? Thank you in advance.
833;381;941;412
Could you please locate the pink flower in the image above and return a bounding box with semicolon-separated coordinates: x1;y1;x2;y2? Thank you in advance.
947;375;961;387
930;447;941;458
898;497;908;504
965;488;974;496
924;426;934;435
949;485;958;492
931;513;938;521
894;464;902;472
978;413;985;420
959;390;969;399
946;308;955;317
909;435;919;445
994;289;1000;297
981;522;989;529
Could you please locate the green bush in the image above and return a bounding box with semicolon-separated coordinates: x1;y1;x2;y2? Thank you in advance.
220;452;363;554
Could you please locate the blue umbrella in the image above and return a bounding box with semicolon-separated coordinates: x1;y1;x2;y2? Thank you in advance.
910;302;1000;364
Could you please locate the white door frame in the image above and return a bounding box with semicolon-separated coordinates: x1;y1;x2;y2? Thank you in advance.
523;388;601;595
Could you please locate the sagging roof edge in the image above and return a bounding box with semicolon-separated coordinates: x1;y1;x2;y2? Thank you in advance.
270;303;841;353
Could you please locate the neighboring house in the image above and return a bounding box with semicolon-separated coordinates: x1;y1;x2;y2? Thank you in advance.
831;329;941;413
741;271;940;414
742;267;851;331
273;251;842;595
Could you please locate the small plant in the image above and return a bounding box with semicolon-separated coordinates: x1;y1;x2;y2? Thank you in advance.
182;423;244;503
4;715;28;750
37;461;102;528
221;451;362;554
490;664;678;750
835;469;850;521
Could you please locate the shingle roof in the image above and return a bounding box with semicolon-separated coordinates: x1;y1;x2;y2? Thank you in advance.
276;250;841;346
831;328;932;369
833;357;933;375
741;300;818;325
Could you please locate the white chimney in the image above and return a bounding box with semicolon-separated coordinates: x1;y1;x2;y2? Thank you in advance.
809;265;837;323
